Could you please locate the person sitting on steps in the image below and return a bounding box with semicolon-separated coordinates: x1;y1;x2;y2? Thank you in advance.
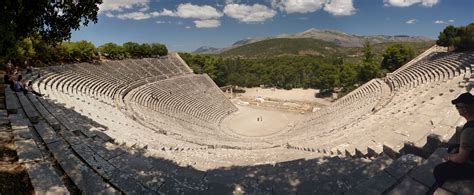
433;92;474;186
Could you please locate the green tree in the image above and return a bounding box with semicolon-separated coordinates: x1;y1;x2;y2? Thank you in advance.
436;25;458;48
123;42;141;58
139;43;152;57
358;62;380;82
436;23;474;51
315;63;339;91
363;39;375;63
0;0;101;57
381;44;415;72
455;23;474;51
99;43;126;59
151;43;168;56
7;37;36;66
203;56;219;80
340;63;358;88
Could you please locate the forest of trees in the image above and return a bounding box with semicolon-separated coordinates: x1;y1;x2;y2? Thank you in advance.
180;40;417;95
1;36;168;67
0;0;167;67
437;23;474;51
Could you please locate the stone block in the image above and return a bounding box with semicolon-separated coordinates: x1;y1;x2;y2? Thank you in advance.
12;128;34;141
17;93;40;123
15;139;43;163
58;130;82;146
49;141;72;159
92;131;113;142
58;154;119;194
24;162;69;194
409;148;447;187
5;92;19;114
385;154;423;180
108;169;155;194
0;131;12;141
34;122;60;144
383;144;400;159
442;180;474;195
345;171;397;195
434;187;455;195
86;140;124;160
386;177;429;195
9;114;31;129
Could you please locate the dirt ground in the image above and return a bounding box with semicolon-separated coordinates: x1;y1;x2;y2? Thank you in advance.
239;87;331;105
221;105;301;137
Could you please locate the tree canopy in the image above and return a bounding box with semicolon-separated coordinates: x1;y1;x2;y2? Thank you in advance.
381;44;415;72
437;23;474;51
0;0;102;56
3;36;168;66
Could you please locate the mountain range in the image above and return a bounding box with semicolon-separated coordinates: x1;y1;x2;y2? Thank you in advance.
193;28;432;54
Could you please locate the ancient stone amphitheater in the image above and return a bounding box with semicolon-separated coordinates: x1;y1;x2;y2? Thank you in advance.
4;46;474;194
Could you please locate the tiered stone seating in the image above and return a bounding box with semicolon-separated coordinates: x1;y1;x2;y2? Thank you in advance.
11;48;474;194
284;51;474;157
127;74;236;125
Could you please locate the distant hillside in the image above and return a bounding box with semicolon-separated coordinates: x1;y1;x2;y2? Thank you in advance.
281;28;432;47
196;28;433;56
219;38;345;57
193;46;221;54
219;38;434;60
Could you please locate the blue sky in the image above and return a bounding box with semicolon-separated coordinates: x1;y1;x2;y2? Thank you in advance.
71;0;474;52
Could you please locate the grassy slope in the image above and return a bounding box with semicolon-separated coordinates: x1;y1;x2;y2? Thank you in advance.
218;38;435;64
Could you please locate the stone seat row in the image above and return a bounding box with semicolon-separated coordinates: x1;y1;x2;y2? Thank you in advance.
283;52;471;156
291;75;464;158
129;103;274;150
22;63;210;151
291;78;388;135
40;79;208;151
392;45;447;74
387;52;474;91
5;85;221;194
11;79;416;194
126;74;237;126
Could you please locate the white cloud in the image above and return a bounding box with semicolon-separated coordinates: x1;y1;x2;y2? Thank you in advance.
448;19;455;23
194;19;222;28
323;0;356;16
175;3;223;19
116;12;151;20
160;8;177;17
224;4;277;23
384;0;439;7
185;26;191;29
139;5;150;12
99;0;150;12
272;0;324;14
155;21;171;24
105;12;115;18
405;19;417;24
113;8;177;20
434;20;446;24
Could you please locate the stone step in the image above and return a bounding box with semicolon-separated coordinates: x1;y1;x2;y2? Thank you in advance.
408;148;447;187
17;92;40;124
27;93;61;131
5;87;19;114
24;162;69;194
436;180;474;195
344;154;423;194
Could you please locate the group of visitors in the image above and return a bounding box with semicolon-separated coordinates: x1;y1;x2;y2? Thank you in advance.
4;62;42;96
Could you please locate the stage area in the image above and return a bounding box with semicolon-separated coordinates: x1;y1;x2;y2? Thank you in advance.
221;105;301;137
